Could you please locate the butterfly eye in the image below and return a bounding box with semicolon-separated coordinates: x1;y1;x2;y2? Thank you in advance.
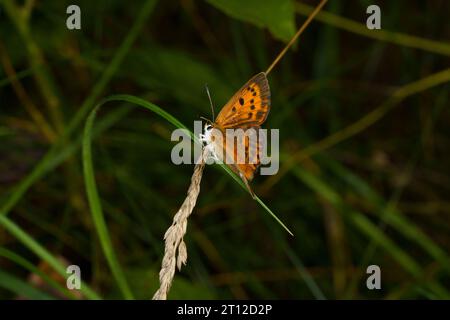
206;125;212;131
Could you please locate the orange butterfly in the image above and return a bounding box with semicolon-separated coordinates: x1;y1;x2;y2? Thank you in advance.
200;72;271;198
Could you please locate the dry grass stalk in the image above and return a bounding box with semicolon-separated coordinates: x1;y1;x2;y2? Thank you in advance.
152;148;207;300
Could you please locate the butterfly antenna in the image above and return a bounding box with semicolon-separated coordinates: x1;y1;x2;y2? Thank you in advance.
200;116;213;125
205;84;215;122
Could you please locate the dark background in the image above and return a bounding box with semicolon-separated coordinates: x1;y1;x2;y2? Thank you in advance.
0;0;449;299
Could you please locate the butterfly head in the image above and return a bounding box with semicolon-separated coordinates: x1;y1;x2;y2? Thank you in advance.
200;117;214;140
202;123;214;144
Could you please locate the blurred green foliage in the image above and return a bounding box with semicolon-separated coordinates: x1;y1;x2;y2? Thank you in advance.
206;0;296;42
0;0;449;299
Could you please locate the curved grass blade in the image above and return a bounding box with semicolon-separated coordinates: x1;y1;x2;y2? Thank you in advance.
88;94;292;236
295;2;450;56
0;0;157;218
0;270;55;300
0;215;101;300
0;248;77;299
83;105;134;300
82;94;294;298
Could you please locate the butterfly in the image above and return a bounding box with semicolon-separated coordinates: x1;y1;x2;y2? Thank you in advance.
199;72;271;198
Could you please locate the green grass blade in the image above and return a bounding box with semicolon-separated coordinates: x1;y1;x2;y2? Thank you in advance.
218;161;294;236
66;0;158;136
81;94;293;298
0;215;101;299
348;212;422;277
255;196;293;236
0;247;76;299
0;0;157;218
282;243;326;300
326;159;450;274
296;2;450;56
0;270;55;300
292;164;450;298
89;94;292;236
83;105;134;300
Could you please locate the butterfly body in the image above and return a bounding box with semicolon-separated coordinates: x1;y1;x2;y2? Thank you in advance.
200;72;271;198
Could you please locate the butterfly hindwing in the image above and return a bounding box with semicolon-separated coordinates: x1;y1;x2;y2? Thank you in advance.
215;72;270;129
217;125;262;182
236;126;263;181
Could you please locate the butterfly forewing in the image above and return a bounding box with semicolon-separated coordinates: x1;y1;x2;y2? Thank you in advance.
215;72;270;129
